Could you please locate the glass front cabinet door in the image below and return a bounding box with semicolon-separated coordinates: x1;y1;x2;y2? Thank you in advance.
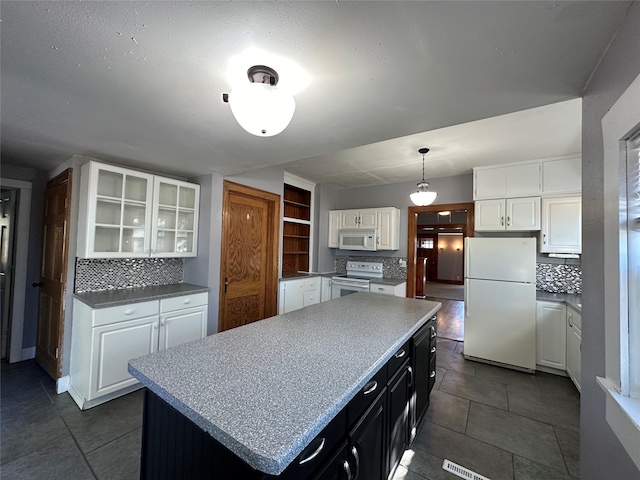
151;178;199;257
79;162;154;258
78;161;199;258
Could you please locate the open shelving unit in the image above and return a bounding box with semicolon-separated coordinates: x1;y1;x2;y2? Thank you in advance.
282;174;315;276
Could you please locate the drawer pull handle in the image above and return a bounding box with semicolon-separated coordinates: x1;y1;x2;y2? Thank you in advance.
299;437;325;465
351;446;360;480
342;460;353;480
407;366;414;388
378;287;384;291
183;299;191;304
363;380;378;395
394;349;406;359
431;346;436;354
430;371;436;378
125;309;134;315
430;330;437;339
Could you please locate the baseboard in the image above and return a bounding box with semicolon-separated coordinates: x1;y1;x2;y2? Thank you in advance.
21;347;35;361
56;375;70;394
535;364;569;377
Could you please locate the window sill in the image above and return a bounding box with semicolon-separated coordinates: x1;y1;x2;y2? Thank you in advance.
597;376;640;469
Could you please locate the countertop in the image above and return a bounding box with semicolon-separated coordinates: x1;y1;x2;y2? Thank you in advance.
128;293;441;475
74;283;210;308
536;291;582;313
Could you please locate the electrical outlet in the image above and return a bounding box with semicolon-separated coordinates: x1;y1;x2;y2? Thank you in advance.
545;272;553;281
399;259;407;267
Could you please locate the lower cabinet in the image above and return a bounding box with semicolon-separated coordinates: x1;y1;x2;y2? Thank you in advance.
536;301;567;370
566;307;582;392
70;293;208;409
411;315;437;440
279;277;321;314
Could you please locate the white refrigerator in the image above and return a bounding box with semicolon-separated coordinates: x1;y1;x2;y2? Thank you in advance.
464;237;537;371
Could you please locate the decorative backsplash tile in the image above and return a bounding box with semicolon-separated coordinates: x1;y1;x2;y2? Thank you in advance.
336;255;407;279
75;258;184;293
536;263;582;294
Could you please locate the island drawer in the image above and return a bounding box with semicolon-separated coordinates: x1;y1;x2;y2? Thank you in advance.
92;300;159;327
347;366;387;427
277;409;346;480
160;292;208;313
387;340;411;379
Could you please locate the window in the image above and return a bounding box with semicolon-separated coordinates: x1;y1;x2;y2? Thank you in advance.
598;71;640;470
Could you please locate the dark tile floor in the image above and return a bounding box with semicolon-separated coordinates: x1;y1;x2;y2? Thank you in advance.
1;321;579;480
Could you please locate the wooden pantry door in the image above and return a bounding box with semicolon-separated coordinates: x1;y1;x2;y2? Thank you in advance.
35;169;72;380
218;181;279;332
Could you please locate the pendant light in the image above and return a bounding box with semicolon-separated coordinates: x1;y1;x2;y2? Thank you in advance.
223;65;295;137
410;147;437;206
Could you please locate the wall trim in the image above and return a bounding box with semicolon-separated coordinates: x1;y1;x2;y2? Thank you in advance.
56;375;70;394
21;346;35;361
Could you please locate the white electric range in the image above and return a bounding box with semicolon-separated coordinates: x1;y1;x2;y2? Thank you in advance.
331;261;384;299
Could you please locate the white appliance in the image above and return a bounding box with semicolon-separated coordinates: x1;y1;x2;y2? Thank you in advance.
464;237;537;371
338;229;377;251
331;261;383;299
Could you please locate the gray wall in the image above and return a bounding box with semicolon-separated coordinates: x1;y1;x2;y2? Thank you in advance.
581;2;640;478
0;164;47;350
315;182;340;272
332;173;473;258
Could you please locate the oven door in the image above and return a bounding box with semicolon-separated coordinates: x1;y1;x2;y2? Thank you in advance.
331;279;369;299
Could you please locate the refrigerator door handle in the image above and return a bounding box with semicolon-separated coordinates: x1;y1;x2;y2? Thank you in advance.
464;283;469;317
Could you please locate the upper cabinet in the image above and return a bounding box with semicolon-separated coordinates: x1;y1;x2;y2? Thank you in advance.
475;197;540;231
328;207;400;250
282;173;315;276
152;178;199;257
473;156;581;200
77;161;200;258
540;195;582;253
474;162;541;200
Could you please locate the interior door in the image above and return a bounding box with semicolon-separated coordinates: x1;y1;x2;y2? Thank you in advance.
36;169;72;380
218;181;279;332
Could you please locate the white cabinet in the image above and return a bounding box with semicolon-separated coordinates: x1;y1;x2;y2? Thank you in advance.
370;282;406;297
473;162;541;200
328;207;400;250
328;211;342;248
70;292;208;409
321;277;332;302
78;161;200;258
475;197;540;231
278;277;321;314
341;209;377;229
542;156;581;194
536;301;567;370
566;306;582;392
540;196;582;253
152;178;199;257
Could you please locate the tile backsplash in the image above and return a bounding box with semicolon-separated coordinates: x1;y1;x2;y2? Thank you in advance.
336;255;407;279
536;262;582;294
75;258;184;293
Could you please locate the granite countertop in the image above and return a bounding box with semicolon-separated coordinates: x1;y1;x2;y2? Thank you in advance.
280;272;336;281
128;293;440;475
74;283;210;308
370;277;407;286
536;291;582;313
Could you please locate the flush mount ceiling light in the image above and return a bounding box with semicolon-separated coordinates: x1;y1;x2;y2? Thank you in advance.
222;65;295;137
410;148;438;206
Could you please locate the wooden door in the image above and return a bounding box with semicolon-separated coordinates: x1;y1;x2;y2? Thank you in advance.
218;181;279;332
36;169;72;380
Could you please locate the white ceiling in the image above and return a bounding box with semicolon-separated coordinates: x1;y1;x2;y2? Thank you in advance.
0;2;631;187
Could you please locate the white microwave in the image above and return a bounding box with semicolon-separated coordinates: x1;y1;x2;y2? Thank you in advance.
338;229;377;251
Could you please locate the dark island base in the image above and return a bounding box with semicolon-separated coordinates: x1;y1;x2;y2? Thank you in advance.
141;390;267;480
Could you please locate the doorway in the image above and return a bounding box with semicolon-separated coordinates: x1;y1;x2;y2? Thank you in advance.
1;189;18;360
218;181;280;332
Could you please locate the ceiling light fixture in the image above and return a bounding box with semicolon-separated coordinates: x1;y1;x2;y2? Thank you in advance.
222;65;295;137
410;148;437;206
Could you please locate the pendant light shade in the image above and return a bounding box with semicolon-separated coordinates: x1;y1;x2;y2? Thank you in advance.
224;65;296;137
410;148;437;206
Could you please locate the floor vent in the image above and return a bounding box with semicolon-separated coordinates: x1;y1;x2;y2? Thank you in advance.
442;459;491;480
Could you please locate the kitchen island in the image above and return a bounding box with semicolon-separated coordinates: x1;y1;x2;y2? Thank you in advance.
128;293;440;479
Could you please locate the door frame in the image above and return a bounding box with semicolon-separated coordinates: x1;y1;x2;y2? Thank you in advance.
0;178;32;363
218;181;280;331
406;202;474;298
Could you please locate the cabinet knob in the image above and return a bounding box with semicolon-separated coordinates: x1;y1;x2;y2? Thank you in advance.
125;309;134;315
183;299;191;304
